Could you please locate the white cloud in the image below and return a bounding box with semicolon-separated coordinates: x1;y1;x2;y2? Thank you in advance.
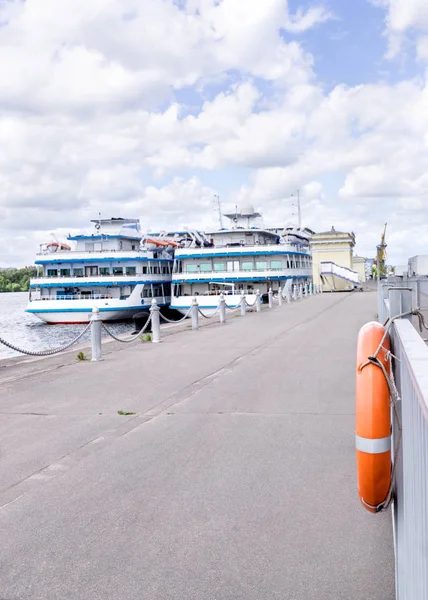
0;0;428;267
373;0;428;57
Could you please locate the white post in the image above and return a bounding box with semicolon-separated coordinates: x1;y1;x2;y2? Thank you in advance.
320;283;323;293
219;293;226;323
150;298;161;343
278;286;283;306
91;307;102;362
240;291;246;316
293;285;297;301
299;284;303;299
191;297;199;330
286;286;291;303
268;288;273;308
256;289;261;312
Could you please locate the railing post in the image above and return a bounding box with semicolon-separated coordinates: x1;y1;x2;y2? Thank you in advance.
191;297;199;330
388;288;413;321
268;288;273;308
240;291;246;316
278;286;283;306
255;289;261;312
150;298;161;342
91;307;102;362
219;293;226;323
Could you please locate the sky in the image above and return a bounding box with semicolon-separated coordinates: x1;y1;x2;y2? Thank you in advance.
1;0;428;267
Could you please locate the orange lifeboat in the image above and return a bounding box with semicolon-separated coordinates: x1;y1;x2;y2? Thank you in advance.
356;321;392;513
46;242;71;252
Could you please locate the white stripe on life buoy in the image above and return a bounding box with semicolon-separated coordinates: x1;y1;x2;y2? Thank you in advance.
355;435;391;454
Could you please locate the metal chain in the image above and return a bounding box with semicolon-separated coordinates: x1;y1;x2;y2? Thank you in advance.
0;322;92;356
245;298;258;308
101;313;152;343
159;307;192;323
224;300;241;309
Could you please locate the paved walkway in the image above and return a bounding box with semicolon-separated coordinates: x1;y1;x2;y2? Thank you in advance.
0;292;395;600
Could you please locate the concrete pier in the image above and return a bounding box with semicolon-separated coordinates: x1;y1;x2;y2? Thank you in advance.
0;291;395;599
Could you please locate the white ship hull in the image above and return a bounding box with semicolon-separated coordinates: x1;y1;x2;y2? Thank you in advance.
26;298;161;324
170;293;259;317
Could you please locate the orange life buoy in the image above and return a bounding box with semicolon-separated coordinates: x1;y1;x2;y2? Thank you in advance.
356;321;391;513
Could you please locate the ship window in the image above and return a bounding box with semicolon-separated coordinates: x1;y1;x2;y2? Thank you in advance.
270;260;282;270
142;266;148;274
186;264;198;273
73;268;84;277
99;267;110;276
143;287;152;298
213;263;225;272
256;261;267;271
125;266;136;275
199;263;211;272
242;262;253;271
60;269;70;277
47;269;57;277
152;265;160;274
153;286;162;296
113;267;123;275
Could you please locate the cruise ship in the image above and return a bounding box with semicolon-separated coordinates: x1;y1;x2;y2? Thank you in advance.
26;218;174;324
170;205;313;316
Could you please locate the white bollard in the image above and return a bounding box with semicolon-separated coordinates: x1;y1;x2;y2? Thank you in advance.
309;283;313;295
319;283;323;293
293;285;298;301
91;307;102;361
191;297;199;330
219;293;226;323
286;287;291;303
150;298;161;343
268;288;274;308
299;284;303;299
278;286;283;306
240;291;246;316
255;289;261;312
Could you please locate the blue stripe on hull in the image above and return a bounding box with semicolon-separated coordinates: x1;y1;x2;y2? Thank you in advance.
25;305;168;314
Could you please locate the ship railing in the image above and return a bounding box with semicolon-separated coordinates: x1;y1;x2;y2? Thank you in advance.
378;284;428;599
33;294;113;301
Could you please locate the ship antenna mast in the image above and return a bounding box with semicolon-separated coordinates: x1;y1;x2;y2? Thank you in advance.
291;190;302;229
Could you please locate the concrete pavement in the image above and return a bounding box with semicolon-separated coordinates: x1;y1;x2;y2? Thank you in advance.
0;291;395;599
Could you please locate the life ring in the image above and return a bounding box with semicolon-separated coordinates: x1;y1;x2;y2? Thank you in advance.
356;321;391;513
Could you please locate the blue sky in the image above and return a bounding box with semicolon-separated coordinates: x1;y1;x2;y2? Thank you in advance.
1;0;428;265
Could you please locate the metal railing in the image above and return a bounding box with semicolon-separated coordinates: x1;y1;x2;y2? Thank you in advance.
379;284;428;599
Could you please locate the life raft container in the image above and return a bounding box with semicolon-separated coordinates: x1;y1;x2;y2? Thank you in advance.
356;321;392;513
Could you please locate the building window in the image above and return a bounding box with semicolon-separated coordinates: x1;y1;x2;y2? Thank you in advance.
125;266;136;275
73;268;84;277
47;269;57;277
113;267;123;275
256;261;267;271
242;261;253;271
199;263;211;272
270;260;282;270
186;264;198;273
60;269;70;277
213;263;225;272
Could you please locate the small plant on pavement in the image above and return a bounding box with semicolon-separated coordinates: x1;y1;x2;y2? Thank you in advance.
76;351;87;361
118;410;136;416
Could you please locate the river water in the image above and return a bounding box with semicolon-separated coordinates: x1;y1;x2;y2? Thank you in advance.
0;292;136;360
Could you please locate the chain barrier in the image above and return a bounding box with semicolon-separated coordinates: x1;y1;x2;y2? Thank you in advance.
224;300;241;310
245;298;258;308
359;307;428;512
159;307;192;323
101;313;153;343
0;322;92;357
198;305;221;319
